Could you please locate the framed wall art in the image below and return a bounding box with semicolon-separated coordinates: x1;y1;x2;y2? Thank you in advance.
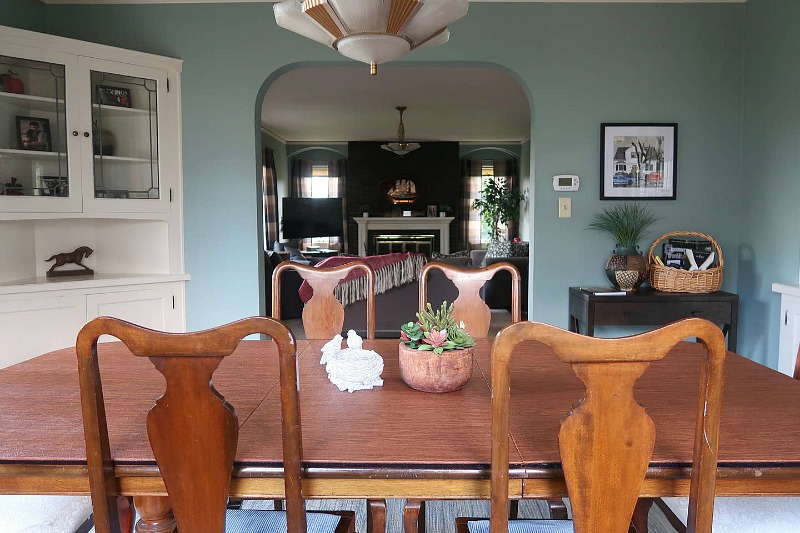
600;123;677;200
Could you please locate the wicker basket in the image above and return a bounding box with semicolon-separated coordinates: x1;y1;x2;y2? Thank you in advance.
647;231;723;293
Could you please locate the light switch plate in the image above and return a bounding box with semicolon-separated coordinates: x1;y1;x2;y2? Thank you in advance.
559;197;571;218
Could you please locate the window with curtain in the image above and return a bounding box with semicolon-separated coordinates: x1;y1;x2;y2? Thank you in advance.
290;159;347;252
462;158;519;247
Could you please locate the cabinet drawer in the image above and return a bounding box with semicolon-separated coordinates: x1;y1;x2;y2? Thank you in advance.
592;303;668;325
593;301;732;325
661;302;732;323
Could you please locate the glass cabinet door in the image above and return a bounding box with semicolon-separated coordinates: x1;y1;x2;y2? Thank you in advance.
0;43;80;212
79;57;171;213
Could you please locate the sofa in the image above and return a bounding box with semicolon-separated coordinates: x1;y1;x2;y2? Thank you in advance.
264;249;528;338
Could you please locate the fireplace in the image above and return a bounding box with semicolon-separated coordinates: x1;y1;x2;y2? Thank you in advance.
354;216;454;256
370;231;437;256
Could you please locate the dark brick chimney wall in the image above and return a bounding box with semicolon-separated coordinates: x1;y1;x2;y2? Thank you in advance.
346;141;462;254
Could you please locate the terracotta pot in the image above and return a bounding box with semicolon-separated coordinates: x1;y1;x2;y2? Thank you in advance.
398;342;473;393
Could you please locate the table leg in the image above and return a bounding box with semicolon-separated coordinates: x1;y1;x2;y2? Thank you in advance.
133;496;176;533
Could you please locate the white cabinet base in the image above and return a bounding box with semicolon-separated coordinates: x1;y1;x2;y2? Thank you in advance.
772;283;800;377
0;276;187;368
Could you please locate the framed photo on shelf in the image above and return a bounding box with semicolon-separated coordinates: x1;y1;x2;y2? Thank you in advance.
97;84;132;108
426;204;438;217
600;123;677;200
16;116;51;152
40;176;68;197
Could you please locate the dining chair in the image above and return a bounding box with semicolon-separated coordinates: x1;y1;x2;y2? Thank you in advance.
272;260;376;340
645;339;800;533
0;495;93;533
272;261;386;532
419;261;522;337
403;260;524;533
76;316;355;533
456;318;727;533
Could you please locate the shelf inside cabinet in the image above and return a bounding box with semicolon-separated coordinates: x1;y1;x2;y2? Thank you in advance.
0;92;63;112
92;103;152;117
0;148;66;159
93;154;156;164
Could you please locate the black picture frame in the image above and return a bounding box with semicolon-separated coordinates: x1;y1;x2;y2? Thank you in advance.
600;123;677;200
426;204;438;217
97;84;132;108
16;116;52;152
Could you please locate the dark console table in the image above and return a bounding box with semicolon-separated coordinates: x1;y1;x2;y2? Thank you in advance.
568;287;739;351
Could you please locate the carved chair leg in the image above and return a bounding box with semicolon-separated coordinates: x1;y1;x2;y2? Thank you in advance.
631;498;655;533
509;499;519;519
133;496;176;533
117;496;134;533
366;498;387;533
403;499;425;533
547;498;568;520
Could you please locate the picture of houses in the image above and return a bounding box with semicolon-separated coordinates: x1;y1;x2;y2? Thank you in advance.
612;135;665;189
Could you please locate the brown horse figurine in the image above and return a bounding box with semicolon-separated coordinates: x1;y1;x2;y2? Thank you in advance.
45;246;94;274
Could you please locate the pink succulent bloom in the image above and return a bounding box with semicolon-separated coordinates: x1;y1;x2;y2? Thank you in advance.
423;328;448;348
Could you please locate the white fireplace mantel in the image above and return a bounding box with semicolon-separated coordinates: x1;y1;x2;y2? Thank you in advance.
354;217;454;256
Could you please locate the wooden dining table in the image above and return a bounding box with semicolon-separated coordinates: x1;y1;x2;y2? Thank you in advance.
2;337;800;531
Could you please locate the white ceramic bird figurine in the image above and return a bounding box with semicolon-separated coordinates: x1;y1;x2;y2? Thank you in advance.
320;334;343;364
346;329;363;350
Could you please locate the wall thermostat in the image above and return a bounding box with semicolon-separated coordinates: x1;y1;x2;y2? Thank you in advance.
552;174;580;191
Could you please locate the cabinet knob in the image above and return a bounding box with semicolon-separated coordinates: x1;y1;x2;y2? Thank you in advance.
72;131;79;136
83;132;90;138
691;310;702;316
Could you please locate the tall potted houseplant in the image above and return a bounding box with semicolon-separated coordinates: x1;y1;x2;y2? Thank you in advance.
471;178;524;255
588;204;660;291
399;302;476;393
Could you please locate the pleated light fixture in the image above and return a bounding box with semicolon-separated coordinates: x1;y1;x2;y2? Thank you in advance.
381;106;420;156
273;0;469;75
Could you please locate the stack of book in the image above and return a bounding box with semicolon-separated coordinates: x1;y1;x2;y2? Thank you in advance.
662;238;714;269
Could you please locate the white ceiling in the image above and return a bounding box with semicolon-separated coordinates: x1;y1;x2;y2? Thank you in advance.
262;66;531;143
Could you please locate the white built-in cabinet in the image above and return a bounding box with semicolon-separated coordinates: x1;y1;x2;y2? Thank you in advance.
773;283;800;377
0;25;187;368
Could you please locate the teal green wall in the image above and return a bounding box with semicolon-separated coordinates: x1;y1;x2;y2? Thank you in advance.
738;0;800;368
27;3;748;355
0;0;44;31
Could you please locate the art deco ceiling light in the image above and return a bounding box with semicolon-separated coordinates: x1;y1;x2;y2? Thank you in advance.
273;0;469;75
381;106;420;156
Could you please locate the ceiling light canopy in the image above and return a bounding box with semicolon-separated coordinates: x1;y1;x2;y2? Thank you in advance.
381;106;420;156
273;0;469;75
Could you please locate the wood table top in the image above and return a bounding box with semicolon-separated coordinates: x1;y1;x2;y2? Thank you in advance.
1;337;800;488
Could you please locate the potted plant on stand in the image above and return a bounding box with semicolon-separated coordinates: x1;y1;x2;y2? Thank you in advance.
588;203;660;291
399;302;476;393
471;178;525;256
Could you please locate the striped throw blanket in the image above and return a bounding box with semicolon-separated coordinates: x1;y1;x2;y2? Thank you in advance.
298;252;427;307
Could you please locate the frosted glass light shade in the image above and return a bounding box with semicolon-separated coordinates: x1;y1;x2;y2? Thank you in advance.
273;0;469;73
273;1;335;46
381;142;421;156
336;34;411;66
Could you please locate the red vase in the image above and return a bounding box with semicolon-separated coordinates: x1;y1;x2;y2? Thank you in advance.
1;73;25;94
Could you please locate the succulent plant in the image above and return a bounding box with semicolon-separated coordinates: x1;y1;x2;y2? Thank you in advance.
400;302;476;354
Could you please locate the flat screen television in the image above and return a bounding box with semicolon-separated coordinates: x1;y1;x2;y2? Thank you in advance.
281;197;344;239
